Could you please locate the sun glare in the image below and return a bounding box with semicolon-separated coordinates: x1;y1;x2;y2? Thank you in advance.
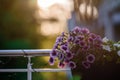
37;0;73;36
37;0;72;9
37;0;55;9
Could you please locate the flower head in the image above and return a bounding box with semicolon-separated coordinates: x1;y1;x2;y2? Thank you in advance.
88;37;94;43
89;33;96;39
77;35;84;41
66;51;73;60
56;36;62;43
81;28;90;34
79;41;86;47
114;43;120;48
68;36;74;42
61;45;68;51
50;49;57;57
68;61;76;69
58;62;65;68
117;50;120;56
75;39;80;44
49;57;54;65
86;54;95;63
72;26;81;34
82;61;90;69
102;37;109;43
58;52;64;60
64;59;70;64
102;45;111;52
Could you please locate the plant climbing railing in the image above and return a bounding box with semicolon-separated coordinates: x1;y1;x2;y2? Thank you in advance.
0;49;72;80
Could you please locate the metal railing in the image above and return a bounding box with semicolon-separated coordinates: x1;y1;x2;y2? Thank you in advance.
0;49;72;80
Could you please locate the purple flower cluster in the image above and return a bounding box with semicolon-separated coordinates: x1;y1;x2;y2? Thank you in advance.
49;26;103;69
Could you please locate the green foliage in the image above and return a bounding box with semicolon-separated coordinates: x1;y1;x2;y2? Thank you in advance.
0;0;41;80
71;75;81;80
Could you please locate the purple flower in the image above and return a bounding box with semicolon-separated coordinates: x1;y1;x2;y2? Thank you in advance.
58;62;65;68
95;44;102;48
49;57;54;65
68;36;74;42
79;41;86;47
50;50;57;57
89;33;96;39
58;53;64;60
88;37;94;43
61;45;68;51
83;45;90;50
72;26;81;34
86;54;95;63
66;52;73;60
77;35;84;41
61;32;66;36
95;36;102;44
68;61;76;69
64;42;68;46
64;59;70;64
82;61;90;69
81;28;90;34
74;39;80;44
56;36;62;43
53;43;59;49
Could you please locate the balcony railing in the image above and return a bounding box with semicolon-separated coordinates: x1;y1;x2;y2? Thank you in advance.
0;49;72;80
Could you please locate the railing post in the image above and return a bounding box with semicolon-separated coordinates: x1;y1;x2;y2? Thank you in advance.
66;66;73;80
27;56;32;80
66;70;72;80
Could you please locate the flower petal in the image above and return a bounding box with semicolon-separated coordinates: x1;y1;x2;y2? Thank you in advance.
68;61;76;69
82;61;90;69
86;54;95;63
49;57;54;65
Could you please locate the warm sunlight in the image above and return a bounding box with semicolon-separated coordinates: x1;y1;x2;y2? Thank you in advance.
37;0;72;9
40;21;66;36
37;0;73;36
37;0;55;9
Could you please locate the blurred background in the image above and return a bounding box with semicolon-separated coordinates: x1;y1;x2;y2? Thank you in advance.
0;0;120;80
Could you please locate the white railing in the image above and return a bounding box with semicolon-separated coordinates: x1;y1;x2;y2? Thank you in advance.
0;49;72;80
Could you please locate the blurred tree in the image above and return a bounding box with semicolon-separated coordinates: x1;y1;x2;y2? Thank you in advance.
0;0;39;49
0;0;42;80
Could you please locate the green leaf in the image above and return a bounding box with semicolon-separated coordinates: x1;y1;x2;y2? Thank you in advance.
71;75;81;80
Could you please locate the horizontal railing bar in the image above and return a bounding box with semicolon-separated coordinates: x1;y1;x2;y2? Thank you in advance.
0;49;52;57
0;68;71;72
